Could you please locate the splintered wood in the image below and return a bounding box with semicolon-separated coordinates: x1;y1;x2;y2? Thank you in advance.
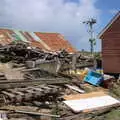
1;85;62;104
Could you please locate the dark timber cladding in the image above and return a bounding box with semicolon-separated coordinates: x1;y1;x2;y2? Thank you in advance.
99;11;120;73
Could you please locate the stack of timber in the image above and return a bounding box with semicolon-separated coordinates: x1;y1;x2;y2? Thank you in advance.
1;85;63;105
0;42;94;73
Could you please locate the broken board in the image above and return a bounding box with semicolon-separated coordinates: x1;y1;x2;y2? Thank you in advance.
63;92;120;113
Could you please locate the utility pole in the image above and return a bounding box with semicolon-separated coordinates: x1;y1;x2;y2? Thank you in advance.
83;18;96;54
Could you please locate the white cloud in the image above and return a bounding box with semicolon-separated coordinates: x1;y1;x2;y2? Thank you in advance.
109;9;119;15
0;0;101;51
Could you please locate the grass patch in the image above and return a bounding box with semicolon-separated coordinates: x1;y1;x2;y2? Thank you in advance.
104;109;120;120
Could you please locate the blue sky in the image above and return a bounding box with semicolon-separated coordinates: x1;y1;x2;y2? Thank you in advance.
0;0;119;52
71;0;119;28
96;0;119;29
69;0;119;29
92;0;119;51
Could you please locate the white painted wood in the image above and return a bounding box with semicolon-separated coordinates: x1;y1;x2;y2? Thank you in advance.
64;95;120;113
65;84;85;93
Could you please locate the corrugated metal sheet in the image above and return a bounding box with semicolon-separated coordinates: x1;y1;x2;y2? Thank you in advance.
22;32;48;50
13;30;28;42
0;28;76;53
20;31;32;42
29;32;40;41
29;32;51;50
0;29;12;45
23;32;36;42
35;32;76;52
9;33;21;41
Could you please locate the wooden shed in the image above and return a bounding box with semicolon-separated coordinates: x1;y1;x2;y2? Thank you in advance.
99;11;120;76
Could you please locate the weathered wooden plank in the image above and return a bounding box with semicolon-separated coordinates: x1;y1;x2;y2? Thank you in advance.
2;91;15;98
15;110;61;118
0;105;60;118
0;79;71;89
27;87;43;92
7;89;24;96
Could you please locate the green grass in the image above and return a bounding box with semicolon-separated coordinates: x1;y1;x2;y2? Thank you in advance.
104;109;120;120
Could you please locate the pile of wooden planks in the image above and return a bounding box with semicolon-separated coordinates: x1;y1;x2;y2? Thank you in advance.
1;85;63;104
0;42;94;73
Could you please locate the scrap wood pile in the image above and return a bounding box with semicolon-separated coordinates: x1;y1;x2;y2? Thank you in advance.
1;85;63;104
0;42;119;120
0;41;94;72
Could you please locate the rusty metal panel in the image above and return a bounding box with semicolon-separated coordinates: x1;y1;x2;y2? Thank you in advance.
0;28;76;53
35;32;76;53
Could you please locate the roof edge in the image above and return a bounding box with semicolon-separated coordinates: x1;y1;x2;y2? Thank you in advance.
0;28;61;34
98;11;120;39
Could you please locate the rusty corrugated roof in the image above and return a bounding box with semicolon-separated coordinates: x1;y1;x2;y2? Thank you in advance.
0;28;76;53
0;29;13;45
35;32;76;52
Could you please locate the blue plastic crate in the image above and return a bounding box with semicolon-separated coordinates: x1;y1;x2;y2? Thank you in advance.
84;70;103;86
